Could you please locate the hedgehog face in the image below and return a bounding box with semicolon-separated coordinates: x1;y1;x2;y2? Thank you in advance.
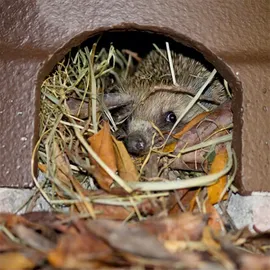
120;49;227;155
123;91;201;155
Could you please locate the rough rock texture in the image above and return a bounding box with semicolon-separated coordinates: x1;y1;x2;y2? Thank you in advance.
0;0;269;193
227;192;270;232
0;188;51;214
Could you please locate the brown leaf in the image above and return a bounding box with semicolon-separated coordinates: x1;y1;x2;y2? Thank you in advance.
168;189;198;214
48;232;115;269
0;233;22;253
76;202;133;220
53;141;73;188
189;188;202;211
202;227;234;269
0;213;60;248
173;111;211;140
140;213;208;242
21;211;67;231
162;109;211;153
166;101;232;171
143;153;159;178
204;201;225;233
240;254;270;270
202;226;220;249
238;231;270;254
174;100;232;153
169;149;206;171
138;197;168;216
88;121;117;191
13;224;55;252
87;219;176;261
0;252;35;269
112;136;139;182
0;213;26;228
39;156;83;199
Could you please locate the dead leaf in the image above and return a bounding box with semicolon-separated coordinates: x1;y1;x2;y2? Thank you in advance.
202;226;220;250
173;111;211;140
204;200;225;232
0;252;35;269
207;146;229;204
162;101;232;172
239;254;270;270
53;141;73;188
38;163;47;173
189;188;202;211
169;149;207;171
168;189;195;215
112;136;138;182
2;211;270;269
13;224;55;252
88;121;117;191
0;213;28;228
202;227;235;269
48;232;115;268
53;142;94;213
21;211;66;230
87;219;176;261
75;202;133;220
0;233;22;253
202;227;234;269
162;109;211;153
162;141;177;153
174;100;232;153
140;213;208;242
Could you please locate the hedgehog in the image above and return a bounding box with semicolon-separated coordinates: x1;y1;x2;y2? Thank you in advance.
113;49;229;155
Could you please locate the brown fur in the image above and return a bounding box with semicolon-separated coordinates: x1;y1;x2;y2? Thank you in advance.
121;49;229;155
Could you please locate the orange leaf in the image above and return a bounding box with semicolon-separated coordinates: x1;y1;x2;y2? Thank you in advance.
207;147;228;205
48;233;112;268
173;110;210;140
38;163;47;173
162;142;177;153
189;188;202;212
204;199;224;232
0;252;35;269
112;136;139;182
202;224;233;268
88;122;117;191
162;110;210;153
202;226;220;249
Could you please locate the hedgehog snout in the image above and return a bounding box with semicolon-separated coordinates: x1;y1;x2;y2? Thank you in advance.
124;133;147;156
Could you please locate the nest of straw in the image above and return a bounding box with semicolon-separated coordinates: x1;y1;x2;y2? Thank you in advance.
35;39;235;218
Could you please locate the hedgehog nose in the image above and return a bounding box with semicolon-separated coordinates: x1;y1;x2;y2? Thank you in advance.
135;138;145;151
124;134;146;155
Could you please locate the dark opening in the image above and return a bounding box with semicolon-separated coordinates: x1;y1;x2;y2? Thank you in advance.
80;31;218;73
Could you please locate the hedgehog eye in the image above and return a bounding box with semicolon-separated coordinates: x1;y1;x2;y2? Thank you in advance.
165;111;177;123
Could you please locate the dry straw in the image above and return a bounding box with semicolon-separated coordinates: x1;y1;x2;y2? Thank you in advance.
34;40;234;214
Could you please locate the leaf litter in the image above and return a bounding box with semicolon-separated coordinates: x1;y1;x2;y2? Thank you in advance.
1;36;269;269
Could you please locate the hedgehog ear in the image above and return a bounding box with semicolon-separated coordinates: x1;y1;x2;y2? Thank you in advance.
102;92;134;124
103;92;133;110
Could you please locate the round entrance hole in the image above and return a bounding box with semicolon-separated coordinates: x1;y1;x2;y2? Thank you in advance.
37;31;234;213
